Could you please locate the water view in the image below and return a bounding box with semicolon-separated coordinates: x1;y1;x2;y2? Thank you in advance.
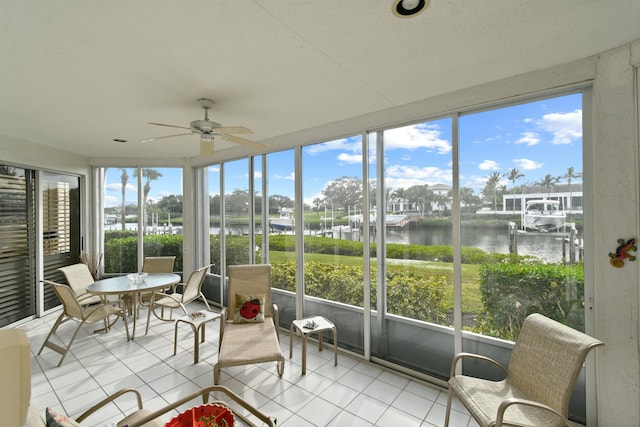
388;226;575;263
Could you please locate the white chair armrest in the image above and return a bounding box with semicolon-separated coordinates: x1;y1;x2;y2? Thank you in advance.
271;304;280;341
219;307;227;341
496;397;570;427
450;352;508;377
75;388;143;423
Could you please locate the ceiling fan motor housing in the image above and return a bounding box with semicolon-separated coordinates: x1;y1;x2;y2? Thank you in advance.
190;119;221;133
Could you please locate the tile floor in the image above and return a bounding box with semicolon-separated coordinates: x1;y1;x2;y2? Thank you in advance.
23;302;478;426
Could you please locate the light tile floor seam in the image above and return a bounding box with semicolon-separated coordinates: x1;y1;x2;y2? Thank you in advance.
21;302;472;427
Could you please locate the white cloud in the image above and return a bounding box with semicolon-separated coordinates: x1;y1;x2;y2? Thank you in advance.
337;152;363;164
463;175;492;192
385;164;452;189
106;182;137;193
274;172;295;181
540;110;582;144
515;131;540;146
384;123;451;154
478;160;500;171
513;158;543;170
305;137;360;155
104;195;118;206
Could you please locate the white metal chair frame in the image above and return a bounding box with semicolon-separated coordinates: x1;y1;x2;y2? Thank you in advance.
145;264;212;334
38;280;130;366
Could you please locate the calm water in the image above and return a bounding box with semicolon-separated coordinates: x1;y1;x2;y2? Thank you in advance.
325;223;578;263
385;226;575;263
109;222;576;263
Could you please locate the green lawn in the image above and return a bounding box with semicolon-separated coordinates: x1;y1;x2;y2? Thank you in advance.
267;250;483;315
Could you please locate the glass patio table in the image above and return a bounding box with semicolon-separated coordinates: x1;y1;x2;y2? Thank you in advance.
87;273;180;340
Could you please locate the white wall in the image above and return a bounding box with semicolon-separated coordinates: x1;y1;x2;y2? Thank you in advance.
591;41;640;425
0;134;89;174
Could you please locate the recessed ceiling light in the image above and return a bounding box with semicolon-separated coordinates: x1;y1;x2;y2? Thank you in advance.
392;0;430;18
113;138;127;143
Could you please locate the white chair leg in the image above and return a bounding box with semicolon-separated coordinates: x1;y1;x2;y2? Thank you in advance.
444;387;454;427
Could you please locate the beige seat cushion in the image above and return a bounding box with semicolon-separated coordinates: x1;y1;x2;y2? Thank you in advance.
0;329;31;427
218;319;282;366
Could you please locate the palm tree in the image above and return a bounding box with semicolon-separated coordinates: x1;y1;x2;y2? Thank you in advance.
536;173;560;198
563;167;582;210
505;168;524;212
432;193;450;213
119;168;128;231
482;171;503;212
135;168;163;233
390;187;406;213
459;187;481;213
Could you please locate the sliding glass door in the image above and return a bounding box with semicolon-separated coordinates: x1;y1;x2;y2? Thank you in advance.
370;118;454;378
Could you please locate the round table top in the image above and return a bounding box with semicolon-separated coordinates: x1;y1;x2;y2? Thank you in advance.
87;273;181;295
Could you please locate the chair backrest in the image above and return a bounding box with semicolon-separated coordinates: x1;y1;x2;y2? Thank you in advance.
142;256;176;273
180;265;210;303
507;313;604;416
58;263;95;296
227;264;272;321
44;280;85;320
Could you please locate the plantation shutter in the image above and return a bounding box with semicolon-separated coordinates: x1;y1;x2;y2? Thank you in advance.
42;172;81;311
0;167;36;327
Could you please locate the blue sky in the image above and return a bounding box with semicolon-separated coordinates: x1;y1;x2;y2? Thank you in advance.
104;93;582;208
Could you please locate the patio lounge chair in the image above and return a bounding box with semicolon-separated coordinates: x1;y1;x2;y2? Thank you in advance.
214;264;284;384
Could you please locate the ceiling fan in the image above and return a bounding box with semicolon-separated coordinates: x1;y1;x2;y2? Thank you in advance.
141;98;265;155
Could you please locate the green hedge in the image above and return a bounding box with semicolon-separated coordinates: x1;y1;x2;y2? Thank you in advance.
106;232;505;271
270;261;447;324
265;234;498;264
104;232;582;338
104;234;184;273
477;259;584;340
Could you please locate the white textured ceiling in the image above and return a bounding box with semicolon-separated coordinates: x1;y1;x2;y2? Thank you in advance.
1;0;639;161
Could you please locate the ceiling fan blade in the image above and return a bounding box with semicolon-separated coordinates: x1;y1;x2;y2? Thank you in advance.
148;122;193;131
140;133;193;143
223;134;266;151
214;126;253;135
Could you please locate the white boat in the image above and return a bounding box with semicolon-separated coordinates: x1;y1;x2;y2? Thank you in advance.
522;200;566;232
349;210;409;227
269;208;294;231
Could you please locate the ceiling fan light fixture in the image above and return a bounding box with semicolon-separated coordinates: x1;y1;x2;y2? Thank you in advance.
392;0;429;17
200;134;214;156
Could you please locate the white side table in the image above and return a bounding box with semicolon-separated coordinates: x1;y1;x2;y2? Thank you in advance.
290;316;338;375
173;310;221;363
